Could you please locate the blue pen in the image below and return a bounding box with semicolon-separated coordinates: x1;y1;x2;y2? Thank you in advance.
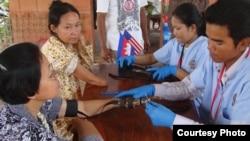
101;91;121;95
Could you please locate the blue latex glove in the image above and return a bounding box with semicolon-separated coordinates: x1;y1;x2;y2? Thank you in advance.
115;85;155;99
116;56;135;68
146;66;177;81
145;101;176;128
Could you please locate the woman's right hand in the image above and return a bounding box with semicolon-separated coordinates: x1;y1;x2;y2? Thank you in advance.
96;77;108;87
101;47;113;63
74;63;107;87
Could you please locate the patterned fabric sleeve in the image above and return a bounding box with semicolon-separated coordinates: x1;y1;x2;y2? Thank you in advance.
154;76;202;100
41;98;62;124
41;98;75;140
77;35;94;95
78;35;94;70
0;104;67;141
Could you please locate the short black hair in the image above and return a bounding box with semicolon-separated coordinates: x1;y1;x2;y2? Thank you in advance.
205;0;250;46
0;43;42;104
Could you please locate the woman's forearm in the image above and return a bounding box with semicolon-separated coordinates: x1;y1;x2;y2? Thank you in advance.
74;63;107;87
77;99;117;117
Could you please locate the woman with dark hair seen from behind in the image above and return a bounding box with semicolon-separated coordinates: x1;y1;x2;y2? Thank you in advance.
0;42;118;140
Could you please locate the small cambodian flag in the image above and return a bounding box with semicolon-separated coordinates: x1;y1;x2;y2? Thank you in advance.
123;30;143;55
117;32;135;60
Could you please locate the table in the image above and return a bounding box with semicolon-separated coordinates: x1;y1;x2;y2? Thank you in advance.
80;64;200;141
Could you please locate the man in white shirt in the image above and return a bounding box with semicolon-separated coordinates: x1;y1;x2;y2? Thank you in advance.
96;0;151;63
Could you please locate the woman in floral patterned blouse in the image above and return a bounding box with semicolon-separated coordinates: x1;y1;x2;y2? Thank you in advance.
40;1;108;139
41;1;107;100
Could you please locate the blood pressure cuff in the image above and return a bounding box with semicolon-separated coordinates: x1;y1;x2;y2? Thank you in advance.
65;100;78;117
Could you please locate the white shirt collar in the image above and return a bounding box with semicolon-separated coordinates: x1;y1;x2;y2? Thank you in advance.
216;47;250;85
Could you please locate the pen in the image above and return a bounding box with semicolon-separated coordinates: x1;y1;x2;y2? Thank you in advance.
101;91;121;95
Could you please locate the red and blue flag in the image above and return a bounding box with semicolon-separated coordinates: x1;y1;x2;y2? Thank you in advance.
117;30;143;60
117;32;135;60
123;30;143;54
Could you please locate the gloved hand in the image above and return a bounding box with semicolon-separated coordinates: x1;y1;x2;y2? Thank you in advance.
146;66;177;81
116;56;135;68
145;101;176;128
115;85;155;99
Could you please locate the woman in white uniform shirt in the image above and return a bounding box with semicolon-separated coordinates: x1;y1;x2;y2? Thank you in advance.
117;3;209;81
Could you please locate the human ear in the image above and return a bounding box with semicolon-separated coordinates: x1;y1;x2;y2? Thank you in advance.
50;24;57;33
190;24;197;33
237;37;250;51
